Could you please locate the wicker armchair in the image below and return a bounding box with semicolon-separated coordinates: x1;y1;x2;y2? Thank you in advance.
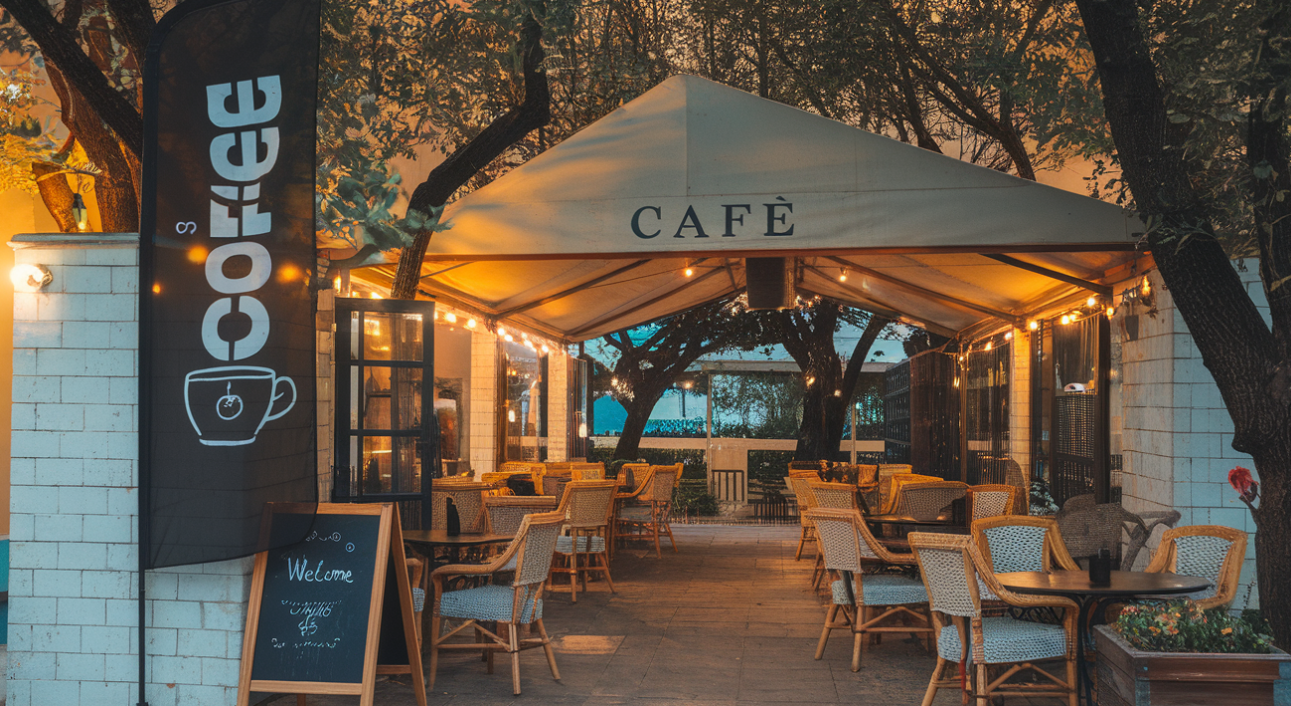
616;464;681;557
809;480;859;511
788;475;821;562
876;464;914;511
1003;459;1029;515
789;459;829;476
908;532;1079;706
971;516;1081;575
571;462;606;481
896;481;968;522
483;495;559;535
430;480;492;533
882;471;939;514
1143;525;1247;610
616;463;650;490
551;480;618;603
807;508;932;672
967;484;1017;522
429;511;565;695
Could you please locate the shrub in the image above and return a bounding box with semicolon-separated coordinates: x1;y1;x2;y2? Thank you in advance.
673;481;719;516
589;447;706;479
1114;601;1274;654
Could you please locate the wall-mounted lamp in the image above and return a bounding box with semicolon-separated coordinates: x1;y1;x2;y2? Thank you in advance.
71;193;89;232
11;264;52;291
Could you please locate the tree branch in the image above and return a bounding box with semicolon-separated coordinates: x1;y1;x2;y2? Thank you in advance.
104;0;154;62
389;7;551;299
2;0;142;157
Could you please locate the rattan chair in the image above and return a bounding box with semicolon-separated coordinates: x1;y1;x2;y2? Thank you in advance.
971;516;1081;576
807;508;932;672
550;480;618;603
616;464;680;557
908;532;1079;706
877;464;915;511
896;481;968;521
788;475;821;562
967;484;1017;522
882;471;939;514
1003;459;1029;515
616;462;650;490
429;511;565;695
483;495;559;535
789;459;829;475
430;480;492;533
809;481;859;510
1143;525;1247;610
571;462;606;481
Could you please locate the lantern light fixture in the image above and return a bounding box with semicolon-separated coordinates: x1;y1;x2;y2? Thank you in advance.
71;193;89;232
10;264;52;292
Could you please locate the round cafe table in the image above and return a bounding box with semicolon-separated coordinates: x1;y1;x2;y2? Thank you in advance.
403;529;513;567
996;570;1211;705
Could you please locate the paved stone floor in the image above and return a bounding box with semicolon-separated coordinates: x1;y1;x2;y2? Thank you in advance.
299;525;1065;705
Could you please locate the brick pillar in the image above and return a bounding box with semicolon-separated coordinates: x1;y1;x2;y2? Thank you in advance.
546;351;569;462
7;234;253;706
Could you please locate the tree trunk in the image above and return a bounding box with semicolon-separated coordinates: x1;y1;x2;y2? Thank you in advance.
613;398;654;460
1250;443;1291;648
31;163;80;233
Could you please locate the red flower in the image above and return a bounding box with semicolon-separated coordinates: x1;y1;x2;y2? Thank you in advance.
1229;466;1259;503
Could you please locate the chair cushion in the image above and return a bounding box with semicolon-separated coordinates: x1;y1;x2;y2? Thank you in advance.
556;535;606;553
438;584;542;623
831;574;928;606
937;617;1067;664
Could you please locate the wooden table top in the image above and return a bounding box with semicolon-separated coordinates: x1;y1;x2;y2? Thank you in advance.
996;570;1211;597
865;513;958;526
403;529;513;547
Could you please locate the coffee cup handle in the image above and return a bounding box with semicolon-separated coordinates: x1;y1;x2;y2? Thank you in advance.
264;375;297;423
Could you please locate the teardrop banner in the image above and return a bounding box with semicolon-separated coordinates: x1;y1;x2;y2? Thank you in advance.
139;0;320;571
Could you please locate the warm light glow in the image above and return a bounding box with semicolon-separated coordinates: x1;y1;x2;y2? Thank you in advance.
833;389;841;397
497;326;506;336
507;410;516;423
71;193;89;231
10;264;51;291
682;381;693;390
1028;320;1039;331
1086;296;1097;308
504;334;514;342
838;269;848;283
445;312;457;323
578;423;588;438
1004;331;1013;340
611;377;618;385
805;375;815;386
370;292;383;299
683;267;694;277
333;276;342;291
152;283;161;294
1141;276;1151;295
186;246;208;263
1107;306;1115;318
985;341;992;351
541;344;550;354
277;264;300;283
1060;314;1071;325
466;318;477;329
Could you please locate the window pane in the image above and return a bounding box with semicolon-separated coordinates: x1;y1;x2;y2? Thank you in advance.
362;367;422;431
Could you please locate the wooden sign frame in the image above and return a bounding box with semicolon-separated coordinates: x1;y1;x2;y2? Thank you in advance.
236;502;426;706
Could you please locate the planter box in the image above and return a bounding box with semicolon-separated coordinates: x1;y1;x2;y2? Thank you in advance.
1095;625;1291;706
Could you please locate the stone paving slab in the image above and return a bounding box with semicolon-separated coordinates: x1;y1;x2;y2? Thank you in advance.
291;525;1065;706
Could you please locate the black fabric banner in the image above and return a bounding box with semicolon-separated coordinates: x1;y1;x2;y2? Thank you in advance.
140;0;320;568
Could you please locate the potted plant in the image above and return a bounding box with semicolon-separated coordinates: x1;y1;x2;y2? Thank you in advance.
1094;601;1290;705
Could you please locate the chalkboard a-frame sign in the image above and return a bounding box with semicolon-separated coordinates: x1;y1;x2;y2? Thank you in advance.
236;503;426;706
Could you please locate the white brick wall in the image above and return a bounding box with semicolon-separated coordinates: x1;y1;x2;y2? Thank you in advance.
547;353;569;462
468;331;498;476
8;234;252;705
1009;326;1032;488
1118;265;1260;607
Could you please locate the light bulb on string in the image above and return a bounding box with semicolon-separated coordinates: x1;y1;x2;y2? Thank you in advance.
838;269;848;283
466;318;477;329
1060;314;1071;325
445;312;457;324
1028;321;1039;331
1086;296;1097;308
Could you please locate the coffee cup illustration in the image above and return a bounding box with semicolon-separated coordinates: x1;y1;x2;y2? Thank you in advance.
184;366;297;446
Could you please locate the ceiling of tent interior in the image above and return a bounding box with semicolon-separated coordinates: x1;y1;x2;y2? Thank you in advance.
354;75;1142;343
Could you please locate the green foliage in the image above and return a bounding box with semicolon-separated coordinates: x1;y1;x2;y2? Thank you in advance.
1115;601;1274;654
749;449;794;482
673;480;719;516
1029;478;1058;515
710;372;804;438
0;66;73;194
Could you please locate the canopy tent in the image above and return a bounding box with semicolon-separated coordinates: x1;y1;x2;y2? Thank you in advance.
356;75;1141;341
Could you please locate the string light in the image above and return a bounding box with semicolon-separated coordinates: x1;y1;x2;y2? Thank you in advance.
805;375;815;386
838;269;848;283
1106;306;1115;319
466;318;477;329
369;292;383;299
683;265;695;277
1086;296;1097;308
1028;321;1039;331
444;312;457;324
1141;276;1151;296
1060;314;1071;325
985;341;992;351
1004;331;1013;340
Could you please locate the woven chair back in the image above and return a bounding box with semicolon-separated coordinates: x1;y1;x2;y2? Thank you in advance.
483;495;559;535
883;471;938;513
1153;525;1247;605
971;516;1078;574
510;511;566;587
617;463;650;489
877;464;914;503
908;532;982;618
897;481;968;521
806;508;883;572
968;484;1016;522
809;481;858;510
789;460;828;474
1056;494;1136;561
572;467;604;480
855;464;879;487
644;464;681;502
1003;458;1028;514
558;480;618;528
430;482;491;532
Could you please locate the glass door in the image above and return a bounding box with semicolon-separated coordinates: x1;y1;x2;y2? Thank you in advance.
334;297;436;527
